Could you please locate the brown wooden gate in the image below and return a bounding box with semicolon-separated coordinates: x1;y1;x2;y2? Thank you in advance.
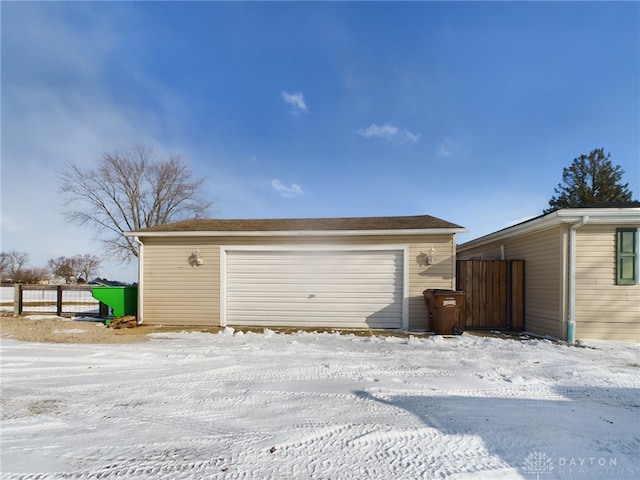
456;260;524;330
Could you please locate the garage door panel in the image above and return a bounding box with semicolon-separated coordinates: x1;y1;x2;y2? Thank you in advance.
228;252;399;260
227;294;401;311
227;284;397;293
228;318;400;329
227;294;399;303
229;299;402;311
225;249;404;328
227;266;399;276
227;277;398;286
228;310;402;328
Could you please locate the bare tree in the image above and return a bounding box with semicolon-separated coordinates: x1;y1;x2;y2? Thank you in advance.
16;267;49;284
48;256;78;284
74;254;101;283
0;252;8;280
1;250;30;281
58;142;214;262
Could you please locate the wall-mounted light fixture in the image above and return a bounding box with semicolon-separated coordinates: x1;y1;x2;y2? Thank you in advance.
417;247;436;267
427;246;435;265
188;248;204;267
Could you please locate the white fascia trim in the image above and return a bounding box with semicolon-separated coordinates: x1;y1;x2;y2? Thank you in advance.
459;208;640;251
219;244;410;330
219;247;228;328
555;208;640;223
401;247;409;330
126;228;467;238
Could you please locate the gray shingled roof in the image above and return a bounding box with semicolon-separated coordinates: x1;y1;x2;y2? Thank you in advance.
130;214;464;234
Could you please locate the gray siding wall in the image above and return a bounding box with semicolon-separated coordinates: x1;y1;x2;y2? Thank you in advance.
139;234;457;330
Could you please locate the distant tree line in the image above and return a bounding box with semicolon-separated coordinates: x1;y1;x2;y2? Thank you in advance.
0;250;102;284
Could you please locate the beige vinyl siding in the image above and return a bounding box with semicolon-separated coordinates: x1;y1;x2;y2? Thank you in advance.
458;226;566;339
574;224;640;341
407;235;457;330
139;234;456;329
141;239;220;326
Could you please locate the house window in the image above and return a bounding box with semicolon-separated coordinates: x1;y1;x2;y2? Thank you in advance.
616;228;639;285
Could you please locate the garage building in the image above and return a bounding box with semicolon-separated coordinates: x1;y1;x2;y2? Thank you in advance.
127;215;466;330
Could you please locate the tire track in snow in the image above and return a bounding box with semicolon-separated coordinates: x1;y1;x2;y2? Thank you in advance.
3;334;638;479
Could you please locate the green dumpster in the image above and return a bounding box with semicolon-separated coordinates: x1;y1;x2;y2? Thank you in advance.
91;286;138;319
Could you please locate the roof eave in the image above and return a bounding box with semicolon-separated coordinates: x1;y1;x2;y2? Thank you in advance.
125;227;468;238
554;208;640;223
458;208;640;251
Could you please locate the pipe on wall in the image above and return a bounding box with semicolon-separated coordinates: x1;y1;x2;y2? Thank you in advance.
567;216;588;343
133;236;144;325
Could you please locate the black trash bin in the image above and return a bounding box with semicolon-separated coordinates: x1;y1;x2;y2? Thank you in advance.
423;289;465;335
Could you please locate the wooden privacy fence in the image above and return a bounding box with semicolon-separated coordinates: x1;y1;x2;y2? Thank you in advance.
10;284;103;317
456;260;524;330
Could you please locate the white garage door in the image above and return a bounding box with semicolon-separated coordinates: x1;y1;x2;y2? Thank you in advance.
224;249;405;329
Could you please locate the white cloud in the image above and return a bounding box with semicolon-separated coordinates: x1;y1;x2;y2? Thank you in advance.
356;123;421;144
439;145;452;157
282;91;309;116
438;136;457;158
403;131;422;144
438;136;473;160
357;124;399;140
271;179;304;198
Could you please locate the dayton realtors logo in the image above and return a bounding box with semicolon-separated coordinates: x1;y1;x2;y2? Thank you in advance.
523;451;637;478
523;451;554;479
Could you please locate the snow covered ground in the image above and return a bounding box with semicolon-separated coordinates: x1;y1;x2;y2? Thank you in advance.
1;329;638;479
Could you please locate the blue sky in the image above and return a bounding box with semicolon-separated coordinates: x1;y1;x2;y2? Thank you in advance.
2;1;639;283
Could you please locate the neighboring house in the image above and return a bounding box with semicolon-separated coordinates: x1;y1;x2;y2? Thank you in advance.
457;206;640;342
126;215;467;330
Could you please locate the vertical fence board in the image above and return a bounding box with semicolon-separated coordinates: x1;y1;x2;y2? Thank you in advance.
498;261;507;327
511;260;525;329
477;261;486;327
456;260;524;330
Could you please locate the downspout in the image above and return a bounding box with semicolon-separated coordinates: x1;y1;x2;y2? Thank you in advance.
567;216;588;343
133;236;144;325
